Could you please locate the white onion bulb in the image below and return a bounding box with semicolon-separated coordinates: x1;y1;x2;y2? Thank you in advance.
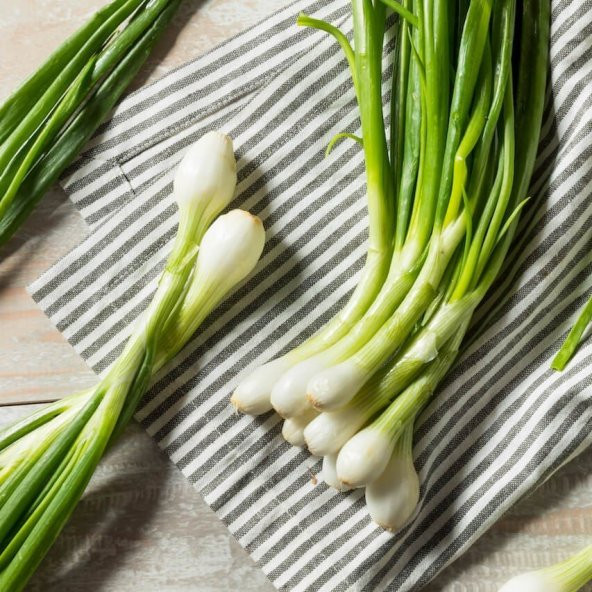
231;358;291;416
270;356;328;418
307;361;366;411
281;408;318;447
498;573;561;592
192;209;265;295
336;428;394;487
303;407;366;456
174;131;237;220
322;454;352;491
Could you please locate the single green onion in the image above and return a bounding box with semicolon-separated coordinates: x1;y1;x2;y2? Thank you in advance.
499;545;592;592
0;132;265;589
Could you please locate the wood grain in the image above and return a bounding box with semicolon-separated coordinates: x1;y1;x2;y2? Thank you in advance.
0;1;591;591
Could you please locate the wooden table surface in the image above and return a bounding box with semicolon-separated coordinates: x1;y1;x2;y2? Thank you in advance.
1;2;591;591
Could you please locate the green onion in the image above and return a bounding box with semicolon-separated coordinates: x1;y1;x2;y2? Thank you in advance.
235;0;549;530
0;132;264;589
499;545;592;592
0;0;182;248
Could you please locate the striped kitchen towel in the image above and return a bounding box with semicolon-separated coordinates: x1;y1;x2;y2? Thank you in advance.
28;0;592;590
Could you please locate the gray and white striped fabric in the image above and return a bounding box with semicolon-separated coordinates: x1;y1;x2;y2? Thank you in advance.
28;0;592;590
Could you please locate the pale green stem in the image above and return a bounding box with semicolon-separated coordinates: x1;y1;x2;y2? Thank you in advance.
544;545;592;592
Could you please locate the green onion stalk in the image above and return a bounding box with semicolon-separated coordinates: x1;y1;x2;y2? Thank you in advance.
552;298;592;371
499;546;592;592
0;132;265;590
0;0;183;248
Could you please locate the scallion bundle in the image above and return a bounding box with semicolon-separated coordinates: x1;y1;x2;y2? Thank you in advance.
0;131;265;590
0;0;183;248
234;0;549;530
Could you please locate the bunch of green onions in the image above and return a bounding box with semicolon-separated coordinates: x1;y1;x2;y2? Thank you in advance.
0;131;265;590
233;0;549;530
0;0;183;248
